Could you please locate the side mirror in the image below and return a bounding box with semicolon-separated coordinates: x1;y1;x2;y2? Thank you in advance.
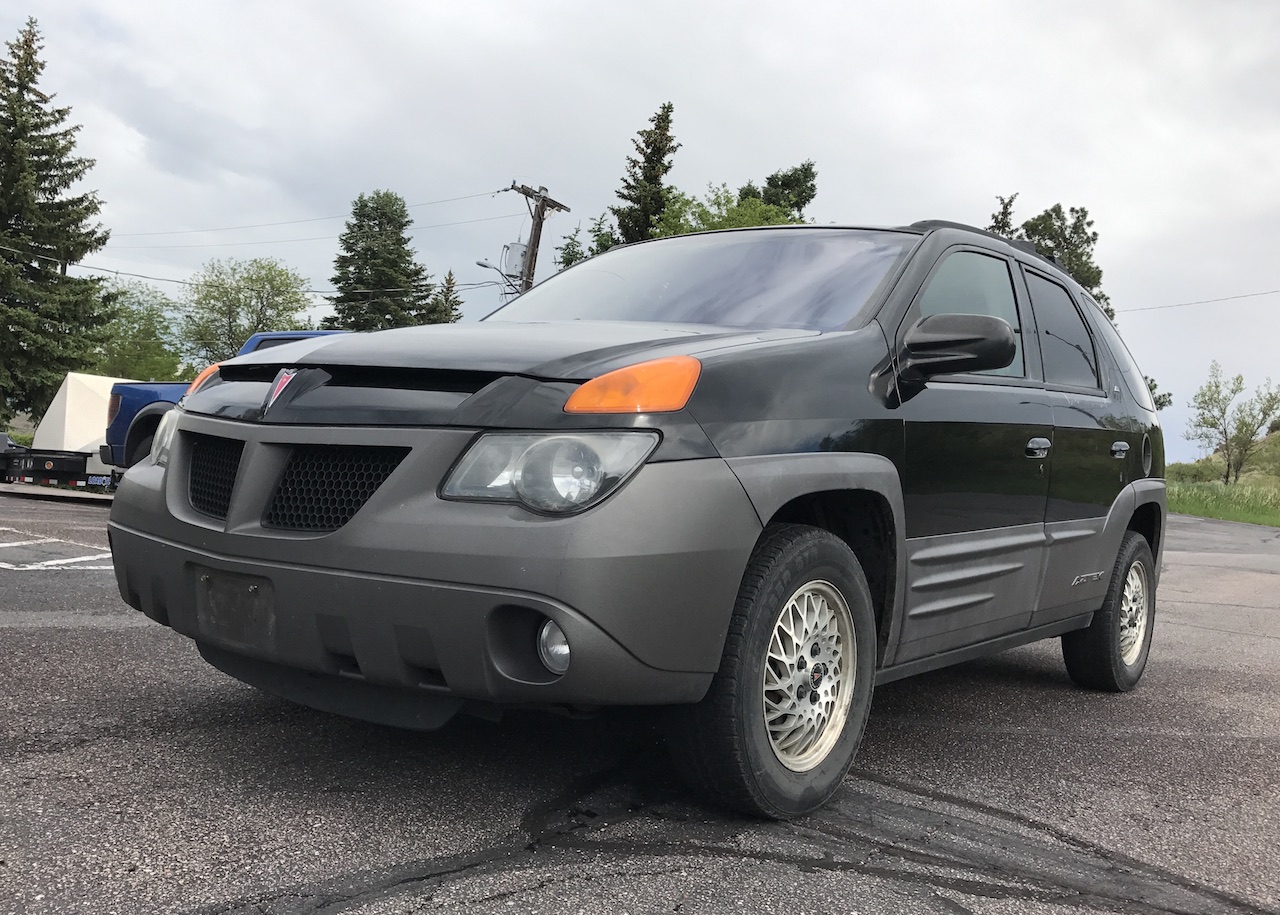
901;313;1016;379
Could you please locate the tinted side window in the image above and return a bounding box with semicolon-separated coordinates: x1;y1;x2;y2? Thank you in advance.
915;251;1023;377
1081;293;1156;410
1026;272;1099;389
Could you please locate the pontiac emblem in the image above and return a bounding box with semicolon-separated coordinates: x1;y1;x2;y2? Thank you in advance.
265;369;298;411
809;662;828;691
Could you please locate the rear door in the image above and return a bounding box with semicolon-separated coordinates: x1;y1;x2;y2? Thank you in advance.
893;247;1053;662
1021;267;1127;624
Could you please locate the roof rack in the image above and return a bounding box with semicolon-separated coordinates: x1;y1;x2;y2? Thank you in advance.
906;219;1064;269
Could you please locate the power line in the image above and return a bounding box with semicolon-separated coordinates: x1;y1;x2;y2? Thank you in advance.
5;239;1275;314
1115;289;1280;314
106;213;525;250
111;189;511;237
0;243;500;296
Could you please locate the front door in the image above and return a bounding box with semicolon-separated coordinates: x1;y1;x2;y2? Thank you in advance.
893;248;1053;662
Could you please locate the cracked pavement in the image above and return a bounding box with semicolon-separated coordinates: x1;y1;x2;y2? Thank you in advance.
1;498;1277;914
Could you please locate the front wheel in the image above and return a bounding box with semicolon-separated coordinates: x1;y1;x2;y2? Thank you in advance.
1061;531;1156;692
667;524;877;818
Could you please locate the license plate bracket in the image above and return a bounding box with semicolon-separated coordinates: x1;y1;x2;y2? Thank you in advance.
194;567;276;651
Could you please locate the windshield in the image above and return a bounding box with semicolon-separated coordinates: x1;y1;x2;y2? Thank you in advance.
484;228;916;331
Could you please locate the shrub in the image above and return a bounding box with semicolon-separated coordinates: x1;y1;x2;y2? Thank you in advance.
1167;458;1221;483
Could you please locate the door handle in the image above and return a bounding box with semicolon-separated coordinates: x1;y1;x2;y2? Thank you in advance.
1111;441;1131;459
1025;437;1051;459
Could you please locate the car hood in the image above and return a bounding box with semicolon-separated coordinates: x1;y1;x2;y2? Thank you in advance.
227;320;819;379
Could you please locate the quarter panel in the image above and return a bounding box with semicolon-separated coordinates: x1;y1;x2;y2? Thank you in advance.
1031;480;1166;627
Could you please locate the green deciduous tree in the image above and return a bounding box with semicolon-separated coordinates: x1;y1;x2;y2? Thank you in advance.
427;270;463;323
0;17;112;424
179;258;311;364
92;280;184;381
989;193;1171;410
654;183;799;237
609;102;680;244
322;190;435;331
1187;361;1280;484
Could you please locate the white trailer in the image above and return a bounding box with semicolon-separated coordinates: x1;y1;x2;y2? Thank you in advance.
19;372;136;488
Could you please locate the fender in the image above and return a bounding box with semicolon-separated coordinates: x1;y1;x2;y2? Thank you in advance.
1102;478;1167;577
723;452;908;665
125;401;176;464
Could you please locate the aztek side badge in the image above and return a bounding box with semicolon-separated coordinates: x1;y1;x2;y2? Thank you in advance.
265;368;298;411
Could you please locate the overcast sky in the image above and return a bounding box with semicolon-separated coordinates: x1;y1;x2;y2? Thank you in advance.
9;0;1279;460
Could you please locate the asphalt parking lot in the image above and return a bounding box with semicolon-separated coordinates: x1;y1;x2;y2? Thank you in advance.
1;493;1277;915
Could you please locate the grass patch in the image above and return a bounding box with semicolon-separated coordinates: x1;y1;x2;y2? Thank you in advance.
1167;481;1280;527
5;430;33;448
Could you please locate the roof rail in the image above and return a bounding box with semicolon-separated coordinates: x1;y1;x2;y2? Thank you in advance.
906;219;1065;270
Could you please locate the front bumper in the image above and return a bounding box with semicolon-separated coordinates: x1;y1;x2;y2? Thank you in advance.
108;414;763;723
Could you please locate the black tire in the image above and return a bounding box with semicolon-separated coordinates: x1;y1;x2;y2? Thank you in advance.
126;433;154;468
667;523;877;818
1061;531;1156;692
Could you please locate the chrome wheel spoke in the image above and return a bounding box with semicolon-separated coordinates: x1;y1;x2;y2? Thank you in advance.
1117;561;1149;666
761;580;857;773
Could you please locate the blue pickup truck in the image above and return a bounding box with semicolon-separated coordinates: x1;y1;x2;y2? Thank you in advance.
102;330;345;468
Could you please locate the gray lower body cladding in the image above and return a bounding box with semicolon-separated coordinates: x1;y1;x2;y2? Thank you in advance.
108;415;764;726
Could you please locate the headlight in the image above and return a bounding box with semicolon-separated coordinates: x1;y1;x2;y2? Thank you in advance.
151;408;180;466
441;431;659;514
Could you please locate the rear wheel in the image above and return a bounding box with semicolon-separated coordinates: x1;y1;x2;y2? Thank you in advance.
1061;531;1156;691
668;524;877;818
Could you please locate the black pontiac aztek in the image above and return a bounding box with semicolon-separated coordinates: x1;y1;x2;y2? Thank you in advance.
109;221;1165;817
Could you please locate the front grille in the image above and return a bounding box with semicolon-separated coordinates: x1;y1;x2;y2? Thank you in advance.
264;445;408;532
188;434;245;520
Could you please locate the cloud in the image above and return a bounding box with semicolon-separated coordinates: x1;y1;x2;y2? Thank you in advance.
6;0;1277;460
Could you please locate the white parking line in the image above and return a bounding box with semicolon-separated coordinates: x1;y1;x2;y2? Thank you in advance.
0;555;113;571
0;525;107;552
0;526;112;571
31;553;113;567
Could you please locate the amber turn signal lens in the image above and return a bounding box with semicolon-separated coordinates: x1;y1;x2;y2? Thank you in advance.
564;355;702;414
185;362;222;397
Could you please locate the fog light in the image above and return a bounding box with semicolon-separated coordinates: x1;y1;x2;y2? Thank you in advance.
537;619;571;675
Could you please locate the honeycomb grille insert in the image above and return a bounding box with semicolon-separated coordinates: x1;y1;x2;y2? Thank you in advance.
188;434;245;520
264;445;408;532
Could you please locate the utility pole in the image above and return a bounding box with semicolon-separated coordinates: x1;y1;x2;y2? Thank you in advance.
509;182;570;292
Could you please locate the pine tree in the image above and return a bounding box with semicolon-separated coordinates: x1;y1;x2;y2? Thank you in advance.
989;194;1111;316
0;18;112;424
587;213;619;257
322;190;434;331
740;161;818;219
554;226;587;269
609;102;680;244
988;193;1170;410
425;270;463;323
